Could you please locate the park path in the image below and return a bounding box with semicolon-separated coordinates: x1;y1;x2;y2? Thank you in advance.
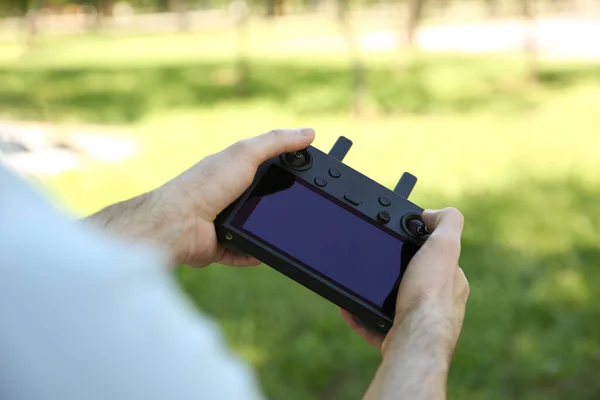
412;17;600;60
300;16;600;61
0;120;137;176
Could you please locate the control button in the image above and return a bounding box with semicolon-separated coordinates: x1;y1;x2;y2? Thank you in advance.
329;168;341;178
377;211;391;224
314;177;327;187
379;196;391;207
343;194;361;206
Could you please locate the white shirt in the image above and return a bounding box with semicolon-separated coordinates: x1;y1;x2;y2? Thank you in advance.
0;163;264;400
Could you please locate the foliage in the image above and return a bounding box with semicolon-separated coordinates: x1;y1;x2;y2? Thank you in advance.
2;35;599;124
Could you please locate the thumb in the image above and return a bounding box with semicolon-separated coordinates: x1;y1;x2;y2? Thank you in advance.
235;128;316;164
173;128;316;221
422;207;464;236
416;207;464;274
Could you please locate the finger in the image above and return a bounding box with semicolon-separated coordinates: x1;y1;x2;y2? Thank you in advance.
418;207;464;272
235;128;316;166
453;267;469;341
454;266;470;303
219;250;262;267
340;308;363;332
339;309;385;349
422;207;464;236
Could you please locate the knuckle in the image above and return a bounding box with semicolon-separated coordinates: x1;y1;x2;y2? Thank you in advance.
443;207;464;226
232;138;250;153
265;129;287;151
266;129;284;138
458;267;470;298
430;233;461;253
462;277;470;295
233;138;261;159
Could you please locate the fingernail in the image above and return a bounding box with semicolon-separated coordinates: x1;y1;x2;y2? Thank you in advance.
297;127;315;136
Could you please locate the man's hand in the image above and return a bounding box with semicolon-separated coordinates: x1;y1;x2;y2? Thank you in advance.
341;208;469;399
86;128;316;268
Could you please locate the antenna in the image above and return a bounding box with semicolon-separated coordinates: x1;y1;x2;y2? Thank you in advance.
394;172;417;199
328;136;353;162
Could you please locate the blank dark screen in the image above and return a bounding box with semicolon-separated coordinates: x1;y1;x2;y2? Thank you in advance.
233;165;415;309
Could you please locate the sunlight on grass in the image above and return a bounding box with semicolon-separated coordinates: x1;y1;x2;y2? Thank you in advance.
38;79;600;217
3;24;389;69
0;40;23;63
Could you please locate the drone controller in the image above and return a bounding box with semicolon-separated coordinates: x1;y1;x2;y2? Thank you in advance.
215;136;430;334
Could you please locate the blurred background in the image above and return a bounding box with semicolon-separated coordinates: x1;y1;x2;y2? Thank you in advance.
1;0;600;398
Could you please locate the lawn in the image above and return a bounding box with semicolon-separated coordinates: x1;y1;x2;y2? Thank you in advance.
2;25;600;399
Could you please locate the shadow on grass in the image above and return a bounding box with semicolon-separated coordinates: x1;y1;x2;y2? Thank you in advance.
537;64;600;89
176;176;600;400
448;177;600;400
1;57;599;124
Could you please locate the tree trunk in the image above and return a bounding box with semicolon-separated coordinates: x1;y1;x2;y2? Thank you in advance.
266;0;284;17
275;0;284;15
405;0;426;48
337;0;366;117
156;0;169;12
170;0;190;31
25;2;38;47
521;0;538;82
16;0;30;15
230;0;250;94
266;0;275;17
97;0;114;16
304;0;319;12
484;0;499;18
93;0;113;30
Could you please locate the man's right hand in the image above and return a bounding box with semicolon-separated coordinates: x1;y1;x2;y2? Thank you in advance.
342;207;469;399
386;207;468;357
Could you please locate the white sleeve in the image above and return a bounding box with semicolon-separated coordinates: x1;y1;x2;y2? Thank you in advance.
0;164;265;400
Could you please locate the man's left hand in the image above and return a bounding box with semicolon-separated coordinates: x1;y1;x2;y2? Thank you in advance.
87;128;316;268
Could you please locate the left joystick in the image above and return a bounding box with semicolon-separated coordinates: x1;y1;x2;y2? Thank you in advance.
281;149;313;171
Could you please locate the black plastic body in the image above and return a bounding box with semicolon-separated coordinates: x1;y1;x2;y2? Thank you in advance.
215;140;427;334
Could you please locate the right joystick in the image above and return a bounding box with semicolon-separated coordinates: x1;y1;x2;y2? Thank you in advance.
400;213;431;241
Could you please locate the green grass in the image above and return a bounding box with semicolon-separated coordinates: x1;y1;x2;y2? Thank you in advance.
3;27;600;399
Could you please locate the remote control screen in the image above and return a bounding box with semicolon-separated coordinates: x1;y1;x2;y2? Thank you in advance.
232;164;418;313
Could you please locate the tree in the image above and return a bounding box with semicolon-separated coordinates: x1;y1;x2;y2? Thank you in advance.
265;0;284;17
23;0;39;47
170;0;191;31
336;0;366;116
484;0;499;18
93;0;114;29
156;0;169;11
521;0;539;82
14;0;31;15
229;0;250;94
404;0;427;48
96;0;114;15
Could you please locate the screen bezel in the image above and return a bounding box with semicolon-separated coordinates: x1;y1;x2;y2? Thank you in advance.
230;164;417;316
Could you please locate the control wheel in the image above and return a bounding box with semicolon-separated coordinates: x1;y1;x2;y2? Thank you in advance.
400;213;431;241
280;149;313;171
